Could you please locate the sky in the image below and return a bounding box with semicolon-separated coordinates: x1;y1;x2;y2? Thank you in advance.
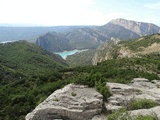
0;0;160;26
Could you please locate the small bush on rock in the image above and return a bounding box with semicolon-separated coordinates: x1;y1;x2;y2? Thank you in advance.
107;109;158;120
128;99;158;110
133;114;158;120
95;80;111;101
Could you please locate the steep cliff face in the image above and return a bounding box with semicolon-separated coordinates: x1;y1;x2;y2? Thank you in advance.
92;34;160;65
110;19;160;36
92;37;121;65
65;27;108;50
98;19;160;40
36;32;71;52
36;28;108;52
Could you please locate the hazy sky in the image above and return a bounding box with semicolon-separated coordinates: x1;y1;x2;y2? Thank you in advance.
0;0;160;26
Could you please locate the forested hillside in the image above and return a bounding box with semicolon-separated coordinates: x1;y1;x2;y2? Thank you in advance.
0;41;68;119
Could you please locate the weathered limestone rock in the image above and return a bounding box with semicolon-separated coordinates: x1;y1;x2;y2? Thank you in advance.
130;106;160;119
26;84;103;120
106;78;160;112
91;114;106;120
131;78;149;83
106;82;141;112
26;78;160;120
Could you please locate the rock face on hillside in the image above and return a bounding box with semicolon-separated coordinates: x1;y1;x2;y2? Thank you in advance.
36;28;108;52
130;106;160;119
98;19;160;40
96;78;160;120
92;34;160;65
106;78;160;119
110;19;160;36
92;37;120;65
26;84;103;120
36;32;71;52
106;78;160;111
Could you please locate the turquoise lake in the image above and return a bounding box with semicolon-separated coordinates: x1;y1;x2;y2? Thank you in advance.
56;49;87;59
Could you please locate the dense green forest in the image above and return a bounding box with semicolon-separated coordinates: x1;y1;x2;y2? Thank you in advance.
0;39;160;119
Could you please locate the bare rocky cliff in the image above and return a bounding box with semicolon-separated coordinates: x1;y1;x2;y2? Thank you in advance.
92;34;160;65
110;18;160;36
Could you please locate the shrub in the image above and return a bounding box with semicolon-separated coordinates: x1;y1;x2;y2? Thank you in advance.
107;109;158;120
128;99;158;110
133;115;158;120
53;97;59;102
71;92;77;97
107;108;131;120
95;80;111;101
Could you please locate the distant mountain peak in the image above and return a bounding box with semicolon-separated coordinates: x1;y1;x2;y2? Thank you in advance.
110;18;146;25
108;18;160;36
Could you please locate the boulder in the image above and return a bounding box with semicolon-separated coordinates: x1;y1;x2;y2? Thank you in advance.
91;114;106;120
106;78;160;112
26;84;103;120
106;82;141;112
131;78;149;83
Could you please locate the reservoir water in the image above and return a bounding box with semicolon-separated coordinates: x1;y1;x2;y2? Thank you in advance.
56;49;87;59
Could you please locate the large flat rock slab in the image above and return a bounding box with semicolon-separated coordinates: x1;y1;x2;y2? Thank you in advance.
26;84;103;120
106;78;160;112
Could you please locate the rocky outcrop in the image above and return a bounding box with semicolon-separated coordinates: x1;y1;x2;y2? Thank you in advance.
26;78;160;120
26;84;103;120
92;34;160;65
130;106;160;119
106;78;160;119
92;38;121;65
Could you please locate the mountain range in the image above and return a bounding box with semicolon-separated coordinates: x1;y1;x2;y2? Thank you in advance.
35;19;160;52
0;26;86;42
36;27;107;52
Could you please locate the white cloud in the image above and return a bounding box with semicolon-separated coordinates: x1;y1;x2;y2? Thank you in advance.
144;2;160;9
1;0;159;26
0;0;102;25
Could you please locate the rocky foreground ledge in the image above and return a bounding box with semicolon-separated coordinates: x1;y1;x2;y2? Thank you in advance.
26;84;103;120
26;78;160;120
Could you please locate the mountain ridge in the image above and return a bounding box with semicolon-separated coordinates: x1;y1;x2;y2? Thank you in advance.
92;34;160;65
36;19;160;52
109;18;160;36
